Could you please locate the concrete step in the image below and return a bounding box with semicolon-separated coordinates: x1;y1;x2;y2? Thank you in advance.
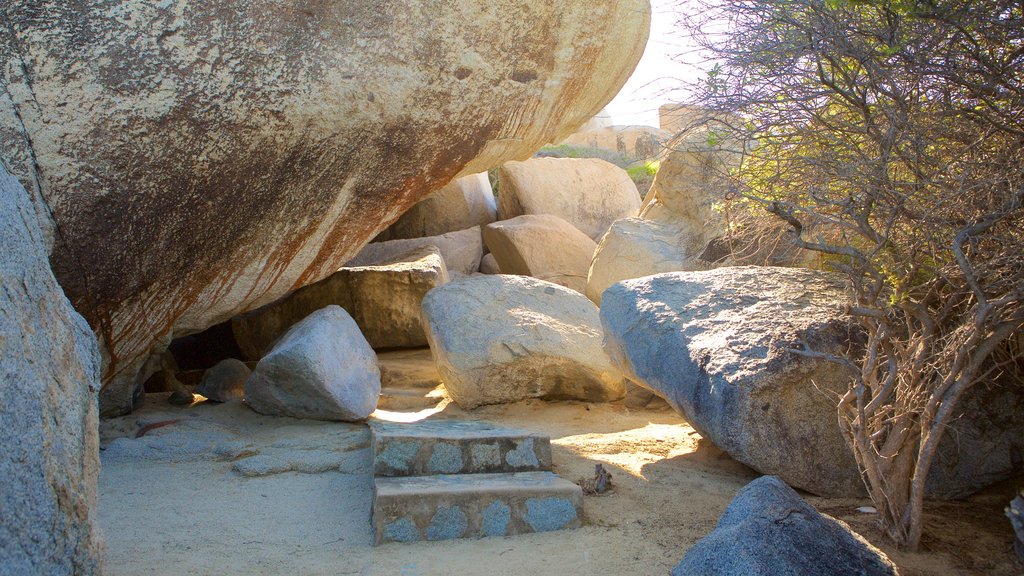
373;471;583;544
370;420;552;477
375;385;447;411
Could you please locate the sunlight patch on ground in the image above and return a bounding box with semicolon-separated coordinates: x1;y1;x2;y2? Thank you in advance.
370;398;452;423
553;422;699;478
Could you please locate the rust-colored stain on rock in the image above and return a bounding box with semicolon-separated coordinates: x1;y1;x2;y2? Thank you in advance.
0;0;651;414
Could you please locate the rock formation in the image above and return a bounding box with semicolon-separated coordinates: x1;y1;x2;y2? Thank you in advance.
672;476;898;576
602;267;864;496
585;123;743;300
245;306;380;421
479;253;502;275
602;266;1024;498
586;216;707;304
482;214;597;293
374;173;497;242
422;275;625;409
195;358;250;402
347;227;483;277
0;0;651;415
0;167;102;573
234;246;449;357
497;157;641;240
659;103;709;135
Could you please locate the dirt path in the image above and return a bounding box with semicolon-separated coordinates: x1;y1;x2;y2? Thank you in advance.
98;396;1020;575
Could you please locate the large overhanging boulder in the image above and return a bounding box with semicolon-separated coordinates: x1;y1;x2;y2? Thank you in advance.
0;0;651;415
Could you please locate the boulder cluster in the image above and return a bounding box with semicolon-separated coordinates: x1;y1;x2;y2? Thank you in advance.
2;1;652;571
4;2;1021;572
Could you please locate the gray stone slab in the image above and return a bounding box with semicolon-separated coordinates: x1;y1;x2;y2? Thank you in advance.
373;471;583;544
370;420;552;476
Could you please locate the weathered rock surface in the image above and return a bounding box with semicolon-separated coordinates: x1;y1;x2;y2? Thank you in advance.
924;373;1024;499
347;227;483;276
672;476;899;576
601;267;864;496
102;419;252;464
560;125;668;162
234;246;448;357
0;167;102;574
375;173;496;241
233;448;371;477
482;214;597;293
245;306;380;421
601;266;1024;498
422;275;624;409
586;216;708;304
0;1;651;416
479;253;502;275
639;131;742;241
195;358;251;402
497;158;641;240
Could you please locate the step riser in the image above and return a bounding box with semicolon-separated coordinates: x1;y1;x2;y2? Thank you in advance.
373;435;552;477
373;476;582;544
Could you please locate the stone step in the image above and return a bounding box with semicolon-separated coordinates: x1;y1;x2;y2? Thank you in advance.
375;385;447;411
370;420;552;477
373;471;583;544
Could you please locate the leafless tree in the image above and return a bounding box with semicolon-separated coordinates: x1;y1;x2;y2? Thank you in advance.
680;0;1024;550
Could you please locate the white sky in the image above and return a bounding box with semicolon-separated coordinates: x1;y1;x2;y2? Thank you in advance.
605;0;705;127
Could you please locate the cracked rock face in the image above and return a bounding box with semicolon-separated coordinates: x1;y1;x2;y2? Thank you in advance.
0;0;650;415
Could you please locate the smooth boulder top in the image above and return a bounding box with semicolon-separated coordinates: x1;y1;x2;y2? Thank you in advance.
421;275;625;409
0;0;651;416
497;157;641;240
245;306;380;421
483;214;597;294
672;476;898;576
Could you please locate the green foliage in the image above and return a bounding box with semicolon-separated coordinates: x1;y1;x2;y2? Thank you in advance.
625;160;660;198
625;160;659;180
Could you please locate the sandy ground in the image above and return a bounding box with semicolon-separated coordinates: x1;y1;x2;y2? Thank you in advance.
98;394;1022;576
